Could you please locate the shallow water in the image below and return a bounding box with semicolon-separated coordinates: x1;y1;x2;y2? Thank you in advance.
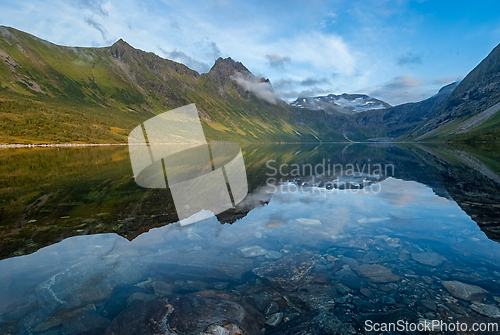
1;144;500;334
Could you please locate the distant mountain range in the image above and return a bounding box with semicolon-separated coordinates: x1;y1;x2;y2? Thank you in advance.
1;25;499;144
353;81;461;140
352;43;500;142
290;93;391;114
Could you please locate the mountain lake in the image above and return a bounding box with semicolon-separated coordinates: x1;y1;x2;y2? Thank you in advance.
0;143;500;334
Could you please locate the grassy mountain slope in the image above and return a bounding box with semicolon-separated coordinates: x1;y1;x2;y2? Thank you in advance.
409;43;500;141
352;39;500;143
0;26;348;144
449;105;500;142
353;82;458;141
2;25;500;144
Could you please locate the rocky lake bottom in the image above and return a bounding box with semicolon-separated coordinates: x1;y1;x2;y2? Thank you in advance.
1;177;500;334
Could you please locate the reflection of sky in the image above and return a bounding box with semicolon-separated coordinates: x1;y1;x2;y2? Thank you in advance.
1;177;500;321
264;178;459;232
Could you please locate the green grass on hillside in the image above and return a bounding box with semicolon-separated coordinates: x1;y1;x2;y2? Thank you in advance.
0;88;150;144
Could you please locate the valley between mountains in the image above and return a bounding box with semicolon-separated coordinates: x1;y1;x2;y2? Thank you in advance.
1;26;500;145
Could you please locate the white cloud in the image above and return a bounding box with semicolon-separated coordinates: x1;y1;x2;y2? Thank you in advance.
265;52;291;71
0;0;476;105
231;72;278;104
362;74;460;105
75;0;109;17
84;16;111;44
0;0;356;96
284;32;356;76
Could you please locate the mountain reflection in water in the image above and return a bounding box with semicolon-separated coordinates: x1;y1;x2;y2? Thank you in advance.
1;143;500;334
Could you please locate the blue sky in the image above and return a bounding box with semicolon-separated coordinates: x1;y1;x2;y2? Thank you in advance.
1;0;499;105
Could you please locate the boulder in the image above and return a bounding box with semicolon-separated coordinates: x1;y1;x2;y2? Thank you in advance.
353;264;401;283
245;292;272;313
200;321;246;335
32;306;109;334
168;295;265;335
252;252;316;291
411;252;444;267
239;246;268;258
152;281;174;297
105;298;173;335
265;301;280;315
442;281;488;302
470;302;500;318
265;312;284;327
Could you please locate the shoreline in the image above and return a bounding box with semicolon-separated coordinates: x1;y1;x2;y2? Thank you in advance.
0;143;128;149
0;141;489;149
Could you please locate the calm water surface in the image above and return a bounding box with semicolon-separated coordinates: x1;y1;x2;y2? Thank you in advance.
1;144;500;334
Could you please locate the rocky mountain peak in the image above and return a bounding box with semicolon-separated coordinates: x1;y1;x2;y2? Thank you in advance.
109;39;135;59
209;57;251;75
207;57;252;86
112;38;130;47
447;43;500;106
410;43;500;138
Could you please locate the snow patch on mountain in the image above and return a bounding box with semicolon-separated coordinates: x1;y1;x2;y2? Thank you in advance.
290;93;391;114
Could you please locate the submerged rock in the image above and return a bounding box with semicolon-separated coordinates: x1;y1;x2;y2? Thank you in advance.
168;295;264;335
340;274;364;290
265;301;280;315
152;281;174;297
357;217;390;224
353;264;401;283
377;296;396;306
360;288;374;299
0;292;37;323
422;276;434;285
419;300;437;312
105;298;174;335
296;218;322;225
379;283;398;293
339;256;359;268
411;252;444;267
335;266;364;290
201;321;246;335
239;246;268;258
294;291;335;311
353;298;376;312
36;257;142;312
35;310;109;334
175;280;208;292
265;250;283;260
252;252;316;291
470;302;500;318
266;312;284;327
245;292;272;313
106;294;265;335
442;281;488;302
334;283;351;296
